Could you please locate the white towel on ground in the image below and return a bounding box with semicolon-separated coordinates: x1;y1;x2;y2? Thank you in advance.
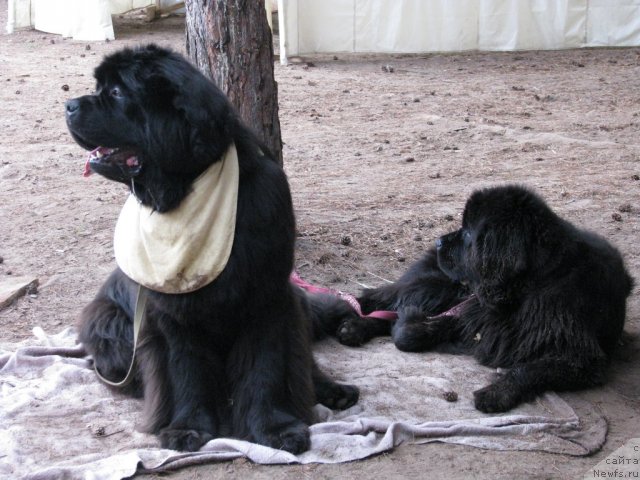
0;328;606;479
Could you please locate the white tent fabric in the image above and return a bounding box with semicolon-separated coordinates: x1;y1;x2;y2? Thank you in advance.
5;0;181;41
278;0;640;63
31;0;117;41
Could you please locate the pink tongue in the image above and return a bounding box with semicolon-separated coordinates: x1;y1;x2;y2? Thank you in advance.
83;157;93;177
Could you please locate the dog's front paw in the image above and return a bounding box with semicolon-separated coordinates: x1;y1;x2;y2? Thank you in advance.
316;381;359;410
259;419;310;454
392;307;430;352
159;428;214;451
399;306;425;323
473;382;521;413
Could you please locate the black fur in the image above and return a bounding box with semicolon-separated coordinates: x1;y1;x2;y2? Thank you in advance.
320;249;471;347
326;185;633;412
65;45;357;453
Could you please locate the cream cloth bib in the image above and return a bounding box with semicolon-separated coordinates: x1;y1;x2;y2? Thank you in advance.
114;144;239;294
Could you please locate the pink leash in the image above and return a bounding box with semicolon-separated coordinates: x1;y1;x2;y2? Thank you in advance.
291;271;398;321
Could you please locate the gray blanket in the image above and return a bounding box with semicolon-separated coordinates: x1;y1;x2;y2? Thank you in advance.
0;328;606;479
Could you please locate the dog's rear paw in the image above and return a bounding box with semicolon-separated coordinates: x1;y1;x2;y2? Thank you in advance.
317;382;359;410
473;382;521;413
159;428;214;451
336;318;371;346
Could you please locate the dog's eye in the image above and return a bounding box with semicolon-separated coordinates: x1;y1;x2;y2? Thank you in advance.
110;87;123;98
463;230;472;246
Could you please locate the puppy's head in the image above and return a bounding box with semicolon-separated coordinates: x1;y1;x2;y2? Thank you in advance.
65;44;234;212
437;185;561;306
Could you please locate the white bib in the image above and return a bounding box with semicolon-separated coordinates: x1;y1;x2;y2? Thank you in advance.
114;144;239;294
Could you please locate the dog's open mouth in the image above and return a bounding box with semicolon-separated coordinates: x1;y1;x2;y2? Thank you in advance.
84;146;141;178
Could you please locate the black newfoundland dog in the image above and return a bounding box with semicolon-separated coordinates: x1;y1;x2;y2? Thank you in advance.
65;45;358;453
322;185;633;413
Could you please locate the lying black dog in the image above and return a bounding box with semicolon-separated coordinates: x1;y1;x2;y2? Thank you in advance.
322;185;633;413
65;44;357;453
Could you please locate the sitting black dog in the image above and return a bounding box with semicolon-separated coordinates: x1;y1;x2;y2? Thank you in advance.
322;185;633;413
65;45;357;453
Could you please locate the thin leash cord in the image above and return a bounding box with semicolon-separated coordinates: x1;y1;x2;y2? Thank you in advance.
290;271;398;321
93;284;148;388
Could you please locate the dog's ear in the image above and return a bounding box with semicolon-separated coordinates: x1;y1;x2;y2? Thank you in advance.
140;53;234;172
171;74;232;167
473;226;529;306
477;226;529;277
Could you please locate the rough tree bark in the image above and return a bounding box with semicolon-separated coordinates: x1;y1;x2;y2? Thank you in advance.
185;0;283;165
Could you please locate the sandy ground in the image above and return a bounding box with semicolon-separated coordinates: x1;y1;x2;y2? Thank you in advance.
1;4;639;479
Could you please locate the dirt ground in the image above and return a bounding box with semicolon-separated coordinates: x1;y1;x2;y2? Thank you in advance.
1;4;639;479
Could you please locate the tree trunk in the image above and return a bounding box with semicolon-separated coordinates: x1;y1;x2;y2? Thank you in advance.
185;0;283;165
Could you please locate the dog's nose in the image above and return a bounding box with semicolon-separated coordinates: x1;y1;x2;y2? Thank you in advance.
436;238;443;250
65;99;80;116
